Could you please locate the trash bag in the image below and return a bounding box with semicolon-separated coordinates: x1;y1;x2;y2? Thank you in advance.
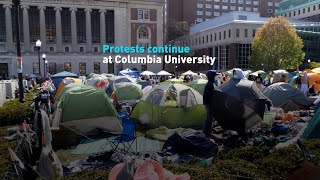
37;147;63;180
134;159;164;180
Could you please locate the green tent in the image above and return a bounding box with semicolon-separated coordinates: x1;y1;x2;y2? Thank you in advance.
187;79;208;95
112;83;143;101
130;83;205;129
53;84;122;134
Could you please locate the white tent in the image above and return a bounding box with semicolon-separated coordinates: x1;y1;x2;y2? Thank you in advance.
141;71;156;76
157;70;172;76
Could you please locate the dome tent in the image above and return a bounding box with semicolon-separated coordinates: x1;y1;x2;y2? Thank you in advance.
211;78;267;138
54;77;82;100
52;84;122;135
186;79;208;95
51;71;78;89
130;83;205;129
263;83;312;107
105;76;135;96
112;83;143;101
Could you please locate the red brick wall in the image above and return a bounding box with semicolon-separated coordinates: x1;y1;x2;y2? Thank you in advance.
131;8;138;20
150;9;157;21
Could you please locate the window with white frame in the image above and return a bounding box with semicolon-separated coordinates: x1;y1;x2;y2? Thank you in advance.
238;7;243;11
222;0;228;2
214;0;220;2
206;0;212;1
268;2;273;6
197;11;203;15
231;0;236;3
197;3;203;8
239;0;243;4
246;7;251;11
223;6;228;10
231;6;236;10
253;1;258;5
138;9;149;20
214;5;220;9
206;11;212;16
275;3;279;7
253;8;258;12
206;4;212;8
137;26;150;49
214;12;220;16
246;0;251;4
197;18;203;22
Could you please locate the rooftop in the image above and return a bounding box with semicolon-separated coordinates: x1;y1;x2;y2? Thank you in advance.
275;0;320;15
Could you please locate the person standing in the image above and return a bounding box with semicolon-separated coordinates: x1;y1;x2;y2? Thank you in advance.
255;73;263;90
301;71;309;96
296;73;302;89
203;70;218;137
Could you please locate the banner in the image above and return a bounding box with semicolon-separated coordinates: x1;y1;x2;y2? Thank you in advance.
17;57;22;73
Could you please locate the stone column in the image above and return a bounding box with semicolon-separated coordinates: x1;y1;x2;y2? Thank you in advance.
114;8;127;46
38;6;46;52
99;9;106;47
70;7;77;52
85;8;92;52
54;6;62;52
4;4;13;52
22;5;30;52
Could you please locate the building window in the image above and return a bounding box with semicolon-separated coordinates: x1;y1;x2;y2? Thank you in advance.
62;8;71;43
214;0;220;2
298;10;300;15
289;12;291;17
239;0;243;4
236;44;251;69
223;31;226;39
108;62;114;73
29;6;40;42
138;26;150;48
308;7;310;12
45;7;56;43
294;11;296;16
268;9;273;13
91;9;100;43
106;10;114;43
206;4;211;9
197;18;203;22
246;1;251;5
231;6;236;10
229;29;231;38
206;35;208;43
138;9;149;20
0;5;6;42
11;7;24;42
303;8;305;13
268;2;273;6
253;7;258;12
252;29;256;37
313;5;316;11
65;47;69;52
275;3;279;7
231;0;236;3
94;47;98;52
76;9;86;43
253;1;258;5
49;47;54;52
244;29;248;37
246;7;251;11
32;62;40;75
238;7;243;11
210;34;213;42
206;11;211;16
219;32;221;40
197;3;203;8
64;62;72;72
215;33;217;41
236;29;240;37
94;62;100;74
222;0;227;2
214;5;220;9
202;36;204;44
79;47;84;52
48;62;56;74
198;37;201;44
197;11;203;15
214;12;220;16
79;62;86;75
222;6;228;10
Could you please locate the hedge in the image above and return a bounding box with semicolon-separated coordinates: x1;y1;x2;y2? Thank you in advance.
0;87;38;126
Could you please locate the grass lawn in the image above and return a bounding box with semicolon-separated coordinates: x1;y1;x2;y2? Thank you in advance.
1;124;320;179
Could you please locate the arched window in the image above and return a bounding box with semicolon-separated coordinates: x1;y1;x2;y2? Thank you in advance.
138;27;149;39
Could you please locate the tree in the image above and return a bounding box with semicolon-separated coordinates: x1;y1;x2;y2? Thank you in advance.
250;16;305;71
166;19;190;42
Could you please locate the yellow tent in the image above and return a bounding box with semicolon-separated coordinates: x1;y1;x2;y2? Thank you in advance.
54;77;82;100
311;68;320;74
308;73;320;91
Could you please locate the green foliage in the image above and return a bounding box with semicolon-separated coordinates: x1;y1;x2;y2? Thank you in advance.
167;19;190;42
0;88;38;126
309;62;320;69
250;16;305;71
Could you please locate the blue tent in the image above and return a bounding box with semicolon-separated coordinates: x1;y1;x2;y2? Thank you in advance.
303;109;320;139
51;71;78;88
118;68;140;78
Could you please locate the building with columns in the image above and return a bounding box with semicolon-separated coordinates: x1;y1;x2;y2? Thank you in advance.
0;0;164;78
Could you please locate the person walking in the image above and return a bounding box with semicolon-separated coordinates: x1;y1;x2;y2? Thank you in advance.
203;70;218;137
255;73;263;90
301;71;309;96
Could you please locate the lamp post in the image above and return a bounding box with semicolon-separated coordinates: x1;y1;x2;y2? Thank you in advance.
36;39;41;78
13;0;24;103
42;54;46;77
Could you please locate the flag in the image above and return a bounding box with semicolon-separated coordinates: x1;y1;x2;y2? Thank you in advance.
16;57;23;73
296;66;299;72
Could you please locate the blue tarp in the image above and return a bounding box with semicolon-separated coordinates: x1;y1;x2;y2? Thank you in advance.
303;109;320;139
118;68;140;78
51;71;78;89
